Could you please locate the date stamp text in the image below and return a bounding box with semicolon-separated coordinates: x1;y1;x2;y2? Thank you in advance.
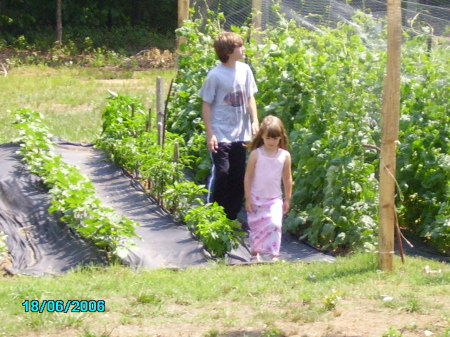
22;300;106;313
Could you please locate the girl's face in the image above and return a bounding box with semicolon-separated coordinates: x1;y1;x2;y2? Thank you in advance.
262;132;281;149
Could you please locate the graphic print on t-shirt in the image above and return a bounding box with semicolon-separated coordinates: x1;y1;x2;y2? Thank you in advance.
224;84;245;107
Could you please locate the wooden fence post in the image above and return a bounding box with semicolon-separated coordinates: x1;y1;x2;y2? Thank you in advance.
147;108;152;132
252;0;263;43
378;0;402;271
178;0;190;49
156;77;165;146
56;0;62;43
174;142;179;163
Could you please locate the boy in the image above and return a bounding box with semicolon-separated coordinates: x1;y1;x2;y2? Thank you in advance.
199;31;259;220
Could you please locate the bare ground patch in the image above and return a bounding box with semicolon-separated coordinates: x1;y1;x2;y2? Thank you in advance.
15;297;449;337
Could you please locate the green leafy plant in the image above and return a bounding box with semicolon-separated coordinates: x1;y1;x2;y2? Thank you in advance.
252;10;384;252
396;35;450;253
184;202;245;258
322;289;341;311
97;93;243;258
13;108;138;260
262;329;285;337
96;93;187;203
166;7;450;255
163;181;209;221
139;140;186;203
382;326;403;337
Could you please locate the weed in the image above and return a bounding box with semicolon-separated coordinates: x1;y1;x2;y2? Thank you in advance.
405;296;422;313
135;293;163;306
0;255;449;336
439;328;450;337
204;330;220;337
262;328;286;337
322;289;341;311
382;326;403;337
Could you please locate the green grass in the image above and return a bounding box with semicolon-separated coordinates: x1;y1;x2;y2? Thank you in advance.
0;254;449;336
0;65;176;144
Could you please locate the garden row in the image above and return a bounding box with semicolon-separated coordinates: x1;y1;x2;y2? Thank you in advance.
12;101;246;261
13;109;138;260
95;92;244;257
168;8;450;254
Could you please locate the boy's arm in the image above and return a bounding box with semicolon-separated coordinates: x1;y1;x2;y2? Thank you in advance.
282;152;293;214
248;96;259;135
202;101;218;153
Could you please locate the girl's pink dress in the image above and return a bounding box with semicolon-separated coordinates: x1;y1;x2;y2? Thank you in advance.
247;147;288;256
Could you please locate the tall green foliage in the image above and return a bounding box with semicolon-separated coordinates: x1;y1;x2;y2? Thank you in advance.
397;35;450;252
167;8;450;254
253;13;384;251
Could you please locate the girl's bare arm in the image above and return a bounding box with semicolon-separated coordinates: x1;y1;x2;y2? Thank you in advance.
244;150;258;213
282;152;293;214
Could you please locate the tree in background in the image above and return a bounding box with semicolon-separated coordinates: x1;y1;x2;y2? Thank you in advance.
0;0;178;48
56;0;62;43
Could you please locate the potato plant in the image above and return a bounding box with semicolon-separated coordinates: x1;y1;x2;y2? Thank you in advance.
13;109;138;260
97;93;242;258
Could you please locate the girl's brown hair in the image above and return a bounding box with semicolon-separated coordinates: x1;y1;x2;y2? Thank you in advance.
248;115;288;151
213;32;244;63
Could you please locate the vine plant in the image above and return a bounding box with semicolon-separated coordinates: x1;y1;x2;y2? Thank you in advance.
168;7;450;254
252;12;384;252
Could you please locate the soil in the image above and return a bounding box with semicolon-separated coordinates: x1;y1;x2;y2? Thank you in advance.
98;301;447;337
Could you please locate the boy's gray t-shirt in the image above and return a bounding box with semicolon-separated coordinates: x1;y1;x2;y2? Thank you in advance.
199;61;258;143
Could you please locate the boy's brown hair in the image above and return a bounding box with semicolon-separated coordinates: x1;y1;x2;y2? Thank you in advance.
213;32;244;63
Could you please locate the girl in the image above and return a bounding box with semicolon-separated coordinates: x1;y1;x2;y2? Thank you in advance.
244;115;293;262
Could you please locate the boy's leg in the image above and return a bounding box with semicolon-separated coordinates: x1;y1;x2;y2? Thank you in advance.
207;142;246;220
208;143;232;215
226;142;247;220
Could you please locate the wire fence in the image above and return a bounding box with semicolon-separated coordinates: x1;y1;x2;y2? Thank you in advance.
191;0;450;37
